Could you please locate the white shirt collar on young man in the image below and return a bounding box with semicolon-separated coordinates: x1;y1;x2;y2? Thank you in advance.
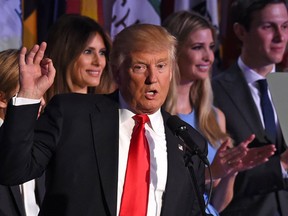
238;57;278;127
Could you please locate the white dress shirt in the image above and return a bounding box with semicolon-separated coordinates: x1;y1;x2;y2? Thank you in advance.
20;180;40;216
117;93;168;216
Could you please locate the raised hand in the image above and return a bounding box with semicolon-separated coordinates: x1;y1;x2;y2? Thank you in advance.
18;42;56;99
237;143;276;171
210;134;276;180
210;136;248;180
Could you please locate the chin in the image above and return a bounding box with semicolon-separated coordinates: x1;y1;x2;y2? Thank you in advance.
88;82;100;87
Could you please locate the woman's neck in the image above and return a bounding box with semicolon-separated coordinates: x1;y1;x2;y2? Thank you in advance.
176;82;194;114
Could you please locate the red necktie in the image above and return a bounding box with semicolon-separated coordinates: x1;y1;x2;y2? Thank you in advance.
119;114;150;216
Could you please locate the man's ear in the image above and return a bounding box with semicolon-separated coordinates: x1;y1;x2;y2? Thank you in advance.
233;23;246;42
0;91;8;109
112;67;121;85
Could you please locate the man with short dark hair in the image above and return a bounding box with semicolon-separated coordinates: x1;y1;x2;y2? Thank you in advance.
213;0;288;215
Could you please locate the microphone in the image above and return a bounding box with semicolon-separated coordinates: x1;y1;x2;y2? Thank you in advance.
167;115;209;165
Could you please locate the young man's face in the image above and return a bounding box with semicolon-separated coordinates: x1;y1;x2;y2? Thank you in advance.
240;3;288;67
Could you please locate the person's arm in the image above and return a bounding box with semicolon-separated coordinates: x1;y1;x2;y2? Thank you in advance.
0;42;56;185
211;173;237;212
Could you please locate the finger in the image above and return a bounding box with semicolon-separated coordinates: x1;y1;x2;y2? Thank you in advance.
220;143;247;160
34;42;47;65
218;138;231;152
19;46;27;67
26;44;40;65
249;145;276;157
240;134;255;148
40;58;51;74
242;147;275;166
45;58;56;84
228;150;247;162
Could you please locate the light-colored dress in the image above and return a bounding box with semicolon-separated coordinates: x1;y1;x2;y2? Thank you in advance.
178;111;219;216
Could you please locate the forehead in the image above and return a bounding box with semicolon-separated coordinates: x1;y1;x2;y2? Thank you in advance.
186;28;214;43
130;50;170;63
251;3;288;26
85;33;105;47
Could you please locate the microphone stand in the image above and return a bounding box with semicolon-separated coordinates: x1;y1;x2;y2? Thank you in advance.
182;146;213;216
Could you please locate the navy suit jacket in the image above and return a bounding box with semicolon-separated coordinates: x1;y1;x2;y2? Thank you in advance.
0;92;207;216
212;63;288;216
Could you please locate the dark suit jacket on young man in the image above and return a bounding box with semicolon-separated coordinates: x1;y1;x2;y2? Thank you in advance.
0;91;207;216
0;177;45;216
212;63;288;216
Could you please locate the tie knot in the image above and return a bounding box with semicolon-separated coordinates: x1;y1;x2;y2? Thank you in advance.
133;114;149;124
258;79;268;92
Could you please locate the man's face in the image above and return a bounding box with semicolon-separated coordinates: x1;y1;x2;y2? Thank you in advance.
241;3;288;67
117;50;172;114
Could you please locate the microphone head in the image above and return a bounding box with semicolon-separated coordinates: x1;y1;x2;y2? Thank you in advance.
167;115;187;135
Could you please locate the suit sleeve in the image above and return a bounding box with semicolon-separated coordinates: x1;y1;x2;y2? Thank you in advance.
0;97;63;185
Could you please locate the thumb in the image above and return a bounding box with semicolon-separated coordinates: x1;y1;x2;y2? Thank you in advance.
219;138;232;151
241;134;255;148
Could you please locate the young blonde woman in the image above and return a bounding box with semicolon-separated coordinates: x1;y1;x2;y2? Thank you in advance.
163;11;276;215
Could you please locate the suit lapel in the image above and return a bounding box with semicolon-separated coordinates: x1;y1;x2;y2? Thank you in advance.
10;185;26;216
220;64;266;139
90;93;119;216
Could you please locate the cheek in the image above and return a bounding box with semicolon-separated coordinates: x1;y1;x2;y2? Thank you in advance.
181;52;198;68
102;57;107;67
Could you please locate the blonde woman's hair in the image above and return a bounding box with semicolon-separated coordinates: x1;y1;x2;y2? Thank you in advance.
163;11;227;147
0;49;19;101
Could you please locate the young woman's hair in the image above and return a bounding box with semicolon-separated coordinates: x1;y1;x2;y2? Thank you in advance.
163;11;228;146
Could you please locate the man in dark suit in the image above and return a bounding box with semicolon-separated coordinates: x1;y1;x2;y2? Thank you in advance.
0;177;45;216
212;0;288;215
0;24;207;216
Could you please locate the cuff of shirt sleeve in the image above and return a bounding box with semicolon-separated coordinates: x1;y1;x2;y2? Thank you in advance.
281;162;288;179
12;96;41;106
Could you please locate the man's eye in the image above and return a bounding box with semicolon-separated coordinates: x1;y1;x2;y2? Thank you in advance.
157;63;167;72
132;64;147;73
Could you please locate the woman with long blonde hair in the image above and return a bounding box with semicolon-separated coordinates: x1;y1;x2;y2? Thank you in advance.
163;11;276;215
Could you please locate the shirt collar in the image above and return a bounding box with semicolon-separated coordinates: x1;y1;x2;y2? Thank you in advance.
238;57;275;84
118;92;163;132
